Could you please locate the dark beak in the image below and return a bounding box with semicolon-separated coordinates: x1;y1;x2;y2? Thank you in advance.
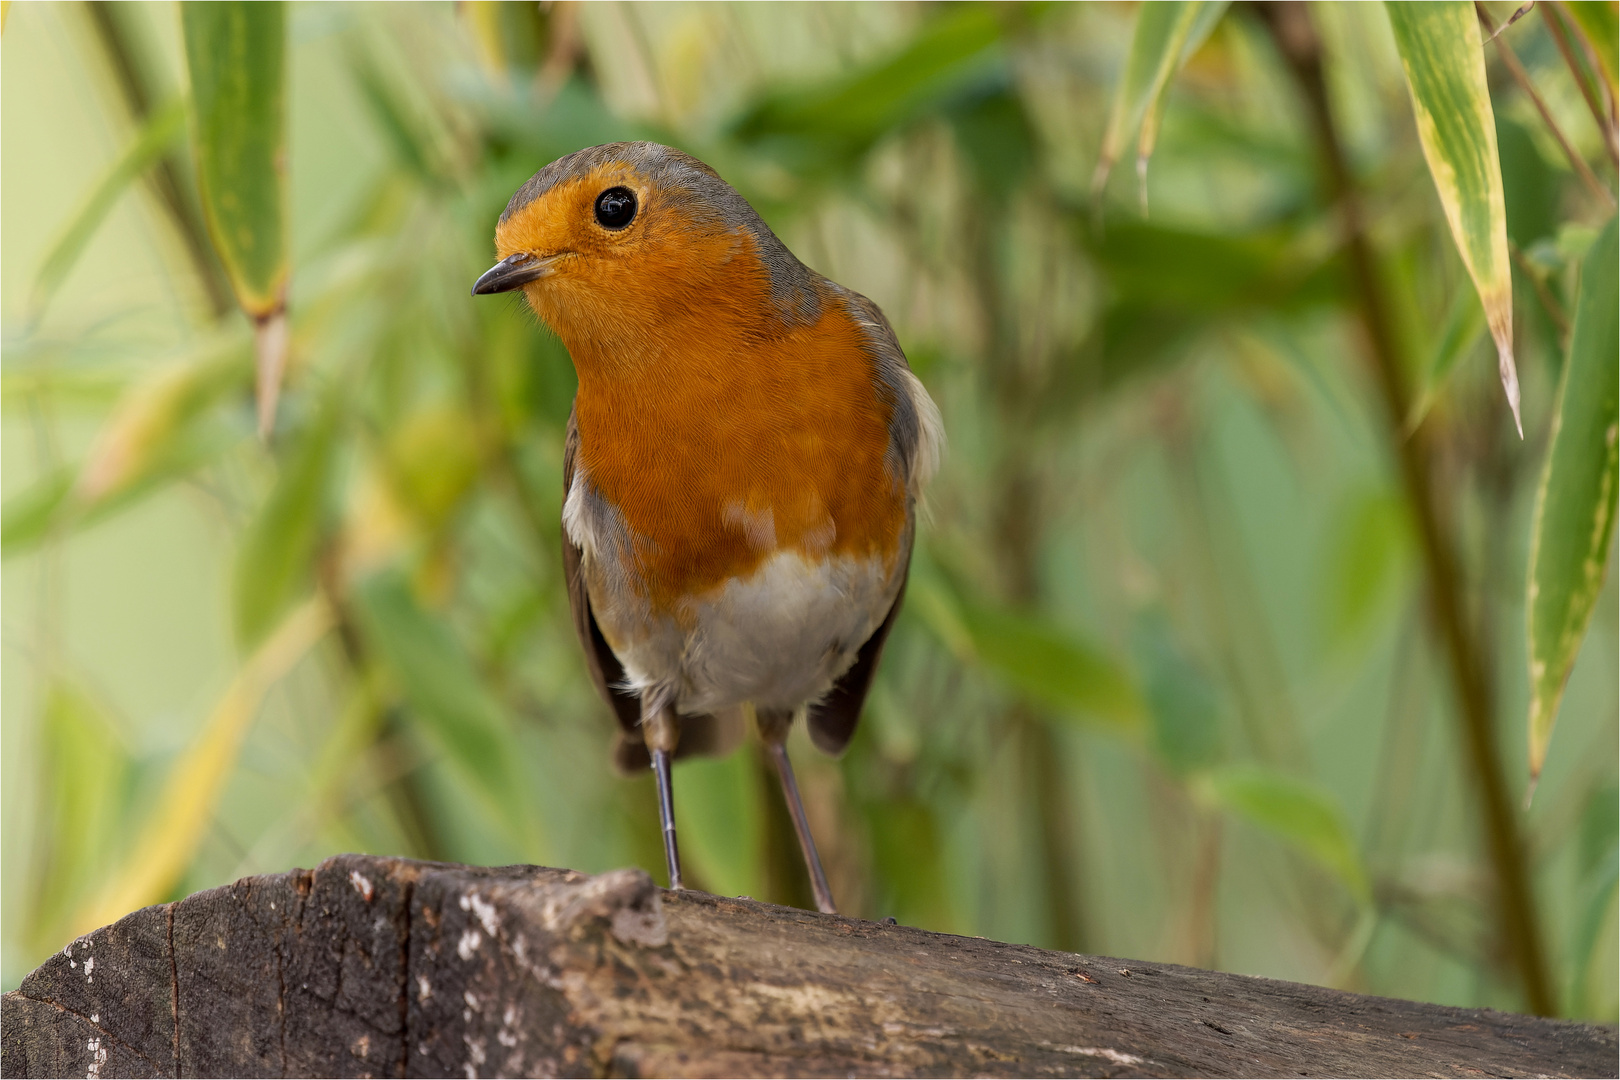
471;252;552;296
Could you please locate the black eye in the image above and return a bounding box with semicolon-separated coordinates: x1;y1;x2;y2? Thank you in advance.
594;187;637;230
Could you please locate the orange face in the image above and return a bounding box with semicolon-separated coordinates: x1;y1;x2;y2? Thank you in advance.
491;155;908;613
494;160;770;373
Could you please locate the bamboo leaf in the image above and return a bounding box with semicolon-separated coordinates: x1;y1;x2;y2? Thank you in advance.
1386;1;1521;434
1199;766;1370;904
234;390;343;649
71;598;331;935
1092;1;1226;208
182;1;289;435
351;569;538;855
30;682;131;950
1133;2;1229;210
907;555;1145;733
1561;1;1618;99
1526;216;1619;782
1;468;76;556
733;5;1005;170
1405;285;1488;432
30;99;187;323
3;341;253;559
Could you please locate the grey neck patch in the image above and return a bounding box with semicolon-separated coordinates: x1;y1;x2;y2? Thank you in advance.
501;141;822;327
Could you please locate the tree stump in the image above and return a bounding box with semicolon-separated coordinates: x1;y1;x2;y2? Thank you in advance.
3;854;1613;1078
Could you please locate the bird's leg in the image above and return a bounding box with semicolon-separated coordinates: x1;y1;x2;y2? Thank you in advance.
643;693;683;891
756;708;837;914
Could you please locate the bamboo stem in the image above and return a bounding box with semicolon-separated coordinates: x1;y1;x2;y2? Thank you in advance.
1260;2;1555;1018
83;2;234;319
1475;1;1616;210
1538;2;1619;168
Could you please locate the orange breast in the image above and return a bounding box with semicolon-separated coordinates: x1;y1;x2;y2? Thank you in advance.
562;247;906;614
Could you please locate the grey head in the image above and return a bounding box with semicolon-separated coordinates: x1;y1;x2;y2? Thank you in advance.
501;142;823;326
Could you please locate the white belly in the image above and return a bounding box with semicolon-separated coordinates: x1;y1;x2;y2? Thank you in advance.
594;548;900;715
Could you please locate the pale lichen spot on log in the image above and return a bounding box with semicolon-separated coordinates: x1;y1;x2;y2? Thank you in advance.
460;892;500;937
457;929;482;960
350;871;374;903
85;1034;108;1079
1045;1044;1147;1066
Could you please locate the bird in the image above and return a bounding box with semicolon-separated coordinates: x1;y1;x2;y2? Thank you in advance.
472;142;941;914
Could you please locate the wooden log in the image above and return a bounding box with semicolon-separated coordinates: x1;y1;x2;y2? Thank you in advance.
2;854;1613;1078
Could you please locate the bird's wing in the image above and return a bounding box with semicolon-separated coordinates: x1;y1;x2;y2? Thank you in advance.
563;405;643;738
806;537;911;756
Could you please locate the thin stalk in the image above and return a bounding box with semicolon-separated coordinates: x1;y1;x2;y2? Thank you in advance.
1538;2;1619;168
83;2;233;319
962;198;1093;956
1475;2;1616;210
1260;2;1554;1017
1508;240;1572;343
1551;0;1618;125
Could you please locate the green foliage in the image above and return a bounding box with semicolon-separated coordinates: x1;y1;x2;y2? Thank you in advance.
1385;1;1520;432
351;569;538;856
29;99;187;323
1527;217;1619;779
1201;766;1370;905
233;388;343;649
1092;1;1227;207
3;0;1614;1020
181;1;287;317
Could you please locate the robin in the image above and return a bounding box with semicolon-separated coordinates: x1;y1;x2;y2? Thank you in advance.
472;142;941;914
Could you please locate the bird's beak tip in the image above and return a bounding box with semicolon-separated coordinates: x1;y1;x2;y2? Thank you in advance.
471;252;549;297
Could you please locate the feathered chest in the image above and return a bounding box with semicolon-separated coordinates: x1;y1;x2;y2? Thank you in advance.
566;309;909;614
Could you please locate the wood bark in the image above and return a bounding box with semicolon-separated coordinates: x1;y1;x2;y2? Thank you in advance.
2;854;1613;1078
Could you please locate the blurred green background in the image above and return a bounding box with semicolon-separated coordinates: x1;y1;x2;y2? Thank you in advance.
3;0;1615;1022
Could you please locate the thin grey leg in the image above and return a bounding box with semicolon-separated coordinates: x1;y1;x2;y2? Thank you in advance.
643;693;683;891
758;709;837;914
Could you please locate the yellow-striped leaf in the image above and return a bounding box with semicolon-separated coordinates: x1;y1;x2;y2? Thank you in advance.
1386;1;1521;434
1526;216;1618;782
71;598;330;935
182;1;289;436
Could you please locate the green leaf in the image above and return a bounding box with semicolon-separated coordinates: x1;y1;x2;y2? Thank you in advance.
234;390;343;649
30;98;187;323
964;600;1144;732
1318;488;1414;653
29;681;131;949
1201;766;1369;904
1133;612;1224;774
908;554;1144;732
1385;1;1520;433
1526;216;1619;780
1405;285;1487;432
3;343;253;559
1563;1;1618;100
352;569;537;853
1092;1;1227;209
1;467;75;556
1086;218;1345;314
182;0;289;434
733;5;1005;171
